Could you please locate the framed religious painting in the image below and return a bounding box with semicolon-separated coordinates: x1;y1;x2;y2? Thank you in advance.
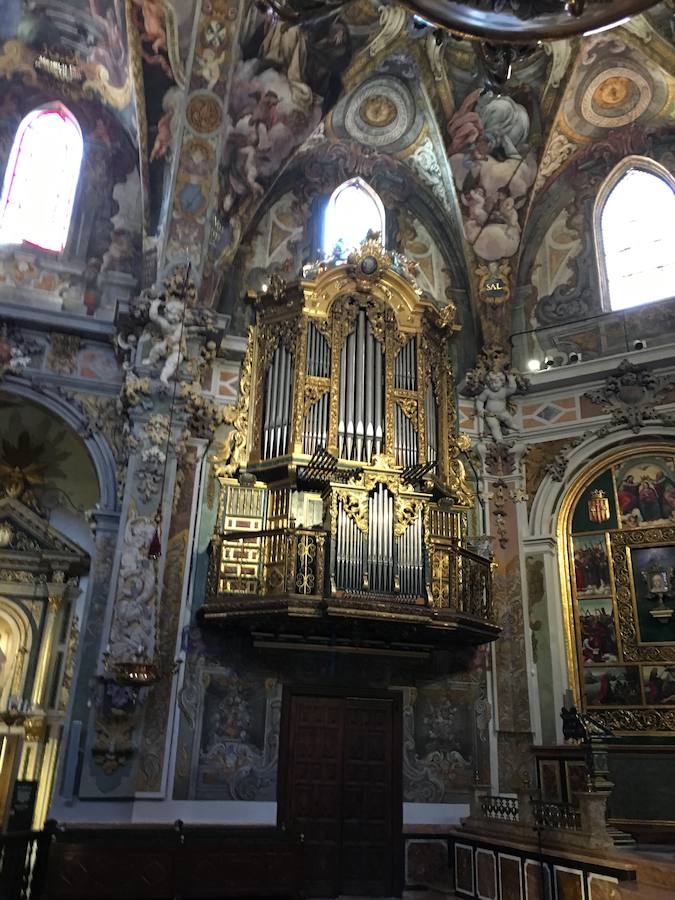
571;534;612;600
610;527;675;659
577;598;619;665
642;665;675;705
583;665;642;707
614;455;675;530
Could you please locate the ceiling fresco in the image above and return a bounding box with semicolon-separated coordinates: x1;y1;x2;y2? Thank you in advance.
0;0;673;343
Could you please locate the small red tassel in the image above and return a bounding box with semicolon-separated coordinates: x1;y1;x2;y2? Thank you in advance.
148;527;162;560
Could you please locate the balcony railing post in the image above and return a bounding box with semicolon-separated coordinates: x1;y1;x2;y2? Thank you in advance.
517;790;534;828
469;784;489;819
576;791;614;850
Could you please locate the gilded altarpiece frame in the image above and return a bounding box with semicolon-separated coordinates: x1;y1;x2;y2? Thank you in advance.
560;445;675;734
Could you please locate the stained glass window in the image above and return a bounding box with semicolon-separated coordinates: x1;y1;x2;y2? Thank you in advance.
0;107;83;253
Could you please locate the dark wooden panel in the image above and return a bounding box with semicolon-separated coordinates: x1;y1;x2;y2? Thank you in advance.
341;698;394;897
286;695;344;897
279;689;402;898
45;827;303;899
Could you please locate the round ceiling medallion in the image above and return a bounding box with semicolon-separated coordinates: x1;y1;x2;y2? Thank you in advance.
592;75;632;109
359;95;398;129
342;77;418;150
581;67;652;128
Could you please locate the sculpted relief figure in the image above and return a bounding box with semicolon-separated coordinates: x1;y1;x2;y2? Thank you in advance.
143;296;186;387
461;347;529;443
475;370;519;443
109;513;157;665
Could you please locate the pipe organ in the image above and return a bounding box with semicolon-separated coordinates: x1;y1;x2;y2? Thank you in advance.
205;243;497;648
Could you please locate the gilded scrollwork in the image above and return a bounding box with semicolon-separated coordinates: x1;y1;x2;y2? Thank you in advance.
214;328;253;478
336;488;369;534
396;397;418;424
301;378;330;419
588;708;675;733
393;496;423;538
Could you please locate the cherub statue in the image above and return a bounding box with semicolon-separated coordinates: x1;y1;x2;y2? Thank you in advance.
143;297;185;387
460;346;528;444
475;370;518;442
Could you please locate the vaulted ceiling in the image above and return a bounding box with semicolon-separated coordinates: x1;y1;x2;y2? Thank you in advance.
0;0;673;352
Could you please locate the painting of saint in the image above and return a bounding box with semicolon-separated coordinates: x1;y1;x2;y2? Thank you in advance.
578;599;618;664
643;666;675;705
615;456;675;528
584;666;641;707
572;534;611;598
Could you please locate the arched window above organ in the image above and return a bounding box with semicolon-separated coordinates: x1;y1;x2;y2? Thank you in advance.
323;178;386;258
595;157;675;312
0;105;83;253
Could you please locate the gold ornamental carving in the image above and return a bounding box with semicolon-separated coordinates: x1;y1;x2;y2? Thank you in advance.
301;378;330;419
337;489;369;534
215;327;253;478
395;397;418;425
611;525;675;663
589;707;675;733
393;496;423;537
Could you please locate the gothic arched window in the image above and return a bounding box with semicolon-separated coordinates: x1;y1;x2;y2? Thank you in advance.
323;178;385;257
0;106;83;253
596;159;675;312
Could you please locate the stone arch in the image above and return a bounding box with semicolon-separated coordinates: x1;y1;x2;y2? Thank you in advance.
0;598;33;708
0;381;119;514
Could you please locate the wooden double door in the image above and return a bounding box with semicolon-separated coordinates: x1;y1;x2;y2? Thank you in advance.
279;690;402;898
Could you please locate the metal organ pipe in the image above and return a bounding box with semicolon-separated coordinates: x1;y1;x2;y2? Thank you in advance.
302;324;331;455
339;313;384;463
365;329;374;463
425;380;438;470
262;345;293;460
281;352;293;457
394;404;419;468
394;338;417;392
374;347;383;456
395;513;423;599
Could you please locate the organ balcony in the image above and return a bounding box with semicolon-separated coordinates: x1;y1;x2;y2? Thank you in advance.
201;243;499;650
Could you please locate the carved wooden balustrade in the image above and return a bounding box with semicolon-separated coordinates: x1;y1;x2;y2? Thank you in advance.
202;524;497;648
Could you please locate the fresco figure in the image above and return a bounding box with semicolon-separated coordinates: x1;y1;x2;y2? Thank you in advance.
447;90;537;261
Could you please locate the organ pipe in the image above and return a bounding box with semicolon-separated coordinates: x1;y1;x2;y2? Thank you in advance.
425;379;438;470
394;338;417;391
338;312;384;463
394;403;419;468
262;344;294;460
242;249;469;607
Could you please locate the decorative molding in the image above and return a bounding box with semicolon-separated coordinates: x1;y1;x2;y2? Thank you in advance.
584;359;675;434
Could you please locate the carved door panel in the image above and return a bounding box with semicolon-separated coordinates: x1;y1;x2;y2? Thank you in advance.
341;698;394;897
284;695;344;897
280;692;400;898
